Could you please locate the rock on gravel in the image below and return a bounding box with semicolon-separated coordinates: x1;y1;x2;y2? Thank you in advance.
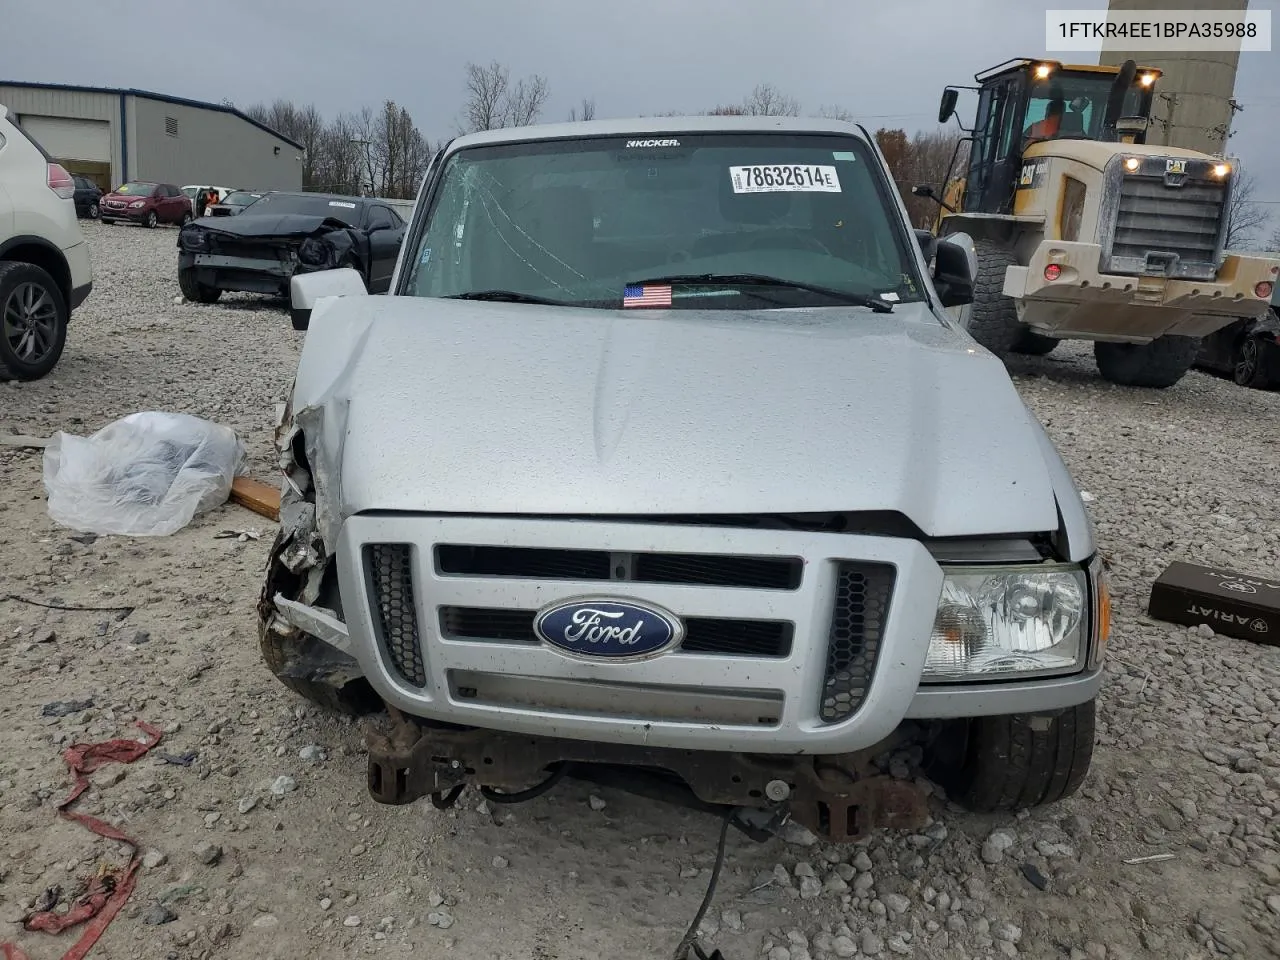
193;841;222;865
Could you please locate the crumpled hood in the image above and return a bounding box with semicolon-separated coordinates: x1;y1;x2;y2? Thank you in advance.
290;297;1064;539
186;213;351;237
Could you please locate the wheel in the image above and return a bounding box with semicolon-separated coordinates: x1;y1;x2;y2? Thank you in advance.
257;527;380;716
1009;329;1059;356
1094;336;1199;388
0;261;69;381
142;210;158;229
178;266;222;304
87;202;100;220
925;701;1096;813
1234;335;1272;389
964;238;1024;355
180;212;192;226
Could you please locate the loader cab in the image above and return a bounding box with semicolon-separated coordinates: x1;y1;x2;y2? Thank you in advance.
940;59;1160;216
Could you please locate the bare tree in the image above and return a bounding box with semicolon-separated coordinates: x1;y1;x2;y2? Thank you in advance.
1225;169;1270;250
461;61;509;132
705;104;747;116
243;99;325;189
504;74;550;127
460;61;550;132
815;105;855;122
1269;224;1280;253
904;128;968;229
568;98;597;122
741;83;800;117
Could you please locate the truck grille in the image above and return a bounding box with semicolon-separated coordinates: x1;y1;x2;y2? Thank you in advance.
436;544;802;590
365;544;426;686
1111;177;1224;269
819;562;895;723
439;607;794;657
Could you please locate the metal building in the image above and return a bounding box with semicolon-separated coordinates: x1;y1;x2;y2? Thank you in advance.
0;81;303;192
1098;0;1247;156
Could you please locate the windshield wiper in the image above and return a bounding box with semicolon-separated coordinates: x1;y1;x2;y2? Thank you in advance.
630;273;895;313
445;290;575;306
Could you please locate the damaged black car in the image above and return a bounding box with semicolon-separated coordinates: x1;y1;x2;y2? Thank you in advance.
176;192;406;304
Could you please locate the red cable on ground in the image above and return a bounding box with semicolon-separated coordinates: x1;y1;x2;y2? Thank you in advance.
1;721;163;960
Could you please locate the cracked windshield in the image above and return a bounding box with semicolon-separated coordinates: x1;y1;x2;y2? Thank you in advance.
405;134;923;309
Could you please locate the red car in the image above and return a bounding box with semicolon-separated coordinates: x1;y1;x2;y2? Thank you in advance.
100;181;193;228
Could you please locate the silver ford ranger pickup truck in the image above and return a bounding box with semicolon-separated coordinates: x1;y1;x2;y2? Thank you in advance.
259;116;1110;842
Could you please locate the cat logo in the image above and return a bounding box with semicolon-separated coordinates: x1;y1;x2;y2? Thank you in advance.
1165;159;1187;175
1252;619;1270;634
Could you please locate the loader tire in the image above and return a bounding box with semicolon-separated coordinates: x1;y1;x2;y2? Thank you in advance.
966;238;1025;355
926;700;1096;813
1009;330;1059;356
1094;335;1200;388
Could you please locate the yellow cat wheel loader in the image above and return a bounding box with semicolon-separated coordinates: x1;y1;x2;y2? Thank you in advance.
915;58;1280;388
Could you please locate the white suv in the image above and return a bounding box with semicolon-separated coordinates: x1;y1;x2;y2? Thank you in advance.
0;103;93;380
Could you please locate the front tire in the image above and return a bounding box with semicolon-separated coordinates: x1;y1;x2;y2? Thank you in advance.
1234;335;1272;389
1094;336;1199;388
180;212;193;226
926;701;1096;813
87;202;100;220
178;266;222;303
0;261;69;381
143;210;158;229
965;238;1025;355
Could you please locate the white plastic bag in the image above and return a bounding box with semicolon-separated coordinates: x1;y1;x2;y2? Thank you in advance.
43;412;246;536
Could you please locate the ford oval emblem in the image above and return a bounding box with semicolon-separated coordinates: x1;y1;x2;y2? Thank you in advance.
533;597;683;661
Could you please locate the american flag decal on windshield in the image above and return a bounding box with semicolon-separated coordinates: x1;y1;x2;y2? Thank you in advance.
623;284;672;308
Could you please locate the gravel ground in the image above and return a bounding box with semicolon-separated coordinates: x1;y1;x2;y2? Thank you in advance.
2;222;1280;960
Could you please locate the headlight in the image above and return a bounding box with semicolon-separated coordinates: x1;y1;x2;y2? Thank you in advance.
129;200;145;208
924;565;1089;681
180;229;209;251
298;236;333;267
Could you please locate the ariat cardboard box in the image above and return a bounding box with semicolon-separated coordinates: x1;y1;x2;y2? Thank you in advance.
1148;561;1280;646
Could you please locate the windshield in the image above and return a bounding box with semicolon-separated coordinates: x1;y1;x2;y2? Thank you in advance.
223;191;262;205
246;193;361;224
403;133;924;309
116;182;156;196
1023;71;1147;141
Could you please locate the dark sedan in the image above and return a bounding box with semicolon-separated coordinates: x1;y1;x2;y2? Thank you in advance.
72;175;103;219
175;192;405;304
1195;287;1280;390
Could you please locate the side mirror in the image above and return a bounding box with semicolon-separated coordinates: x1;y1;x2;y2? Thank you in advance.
1115;116;1149;134
913;228;937;263
290;267;368;331
938;88;959;125
933;238;974;308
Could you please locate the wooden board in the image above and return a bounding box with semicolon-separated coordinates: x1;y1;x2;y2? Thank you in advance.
230;477;281;522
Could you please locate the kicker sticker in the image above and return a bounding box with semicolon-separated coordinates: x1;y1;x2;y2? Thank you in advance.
730;164;841;193
626;138;681;148
328;200;357;208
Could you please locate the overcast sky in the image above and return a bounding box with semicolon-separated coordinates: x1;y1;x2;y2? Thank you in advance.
4;0;1277;237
